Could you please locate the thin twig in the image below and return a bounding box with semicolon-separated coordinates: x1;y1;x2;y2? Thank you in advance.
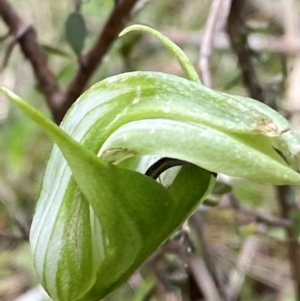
226;0;264;101
0;230;28;241
278;185;300;301
188;254;221;301
153;29;300;55
228;237;259;301
282;0;300;131
195;3;233;296
226;1;300;299
198;0;231;86
0;0;63;122
60;0;139;123
224;195;291;229
0;0;139;124
0;23;31;72
190;212;231;301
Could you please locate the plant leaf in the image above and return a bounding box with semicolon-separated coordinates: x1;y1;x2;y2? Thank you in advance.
100;118;298;184
212;182;232;195
0;87;213;301
40;71;300;185
65;12;87;55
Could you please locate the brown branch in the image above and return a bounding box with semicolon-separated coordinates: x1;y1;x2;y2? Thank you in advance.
0;23;31;71
0;0;63;123
188;255;221;301
198;0;231;87
225;195;292;229
226;1;300;299
190;212;231;301
226;0;264;101
151;29;300;55
0;230;28;241
278;186;300;301
239;207;291;229
0;0;139;124
228;237;259;301
59;0;139;123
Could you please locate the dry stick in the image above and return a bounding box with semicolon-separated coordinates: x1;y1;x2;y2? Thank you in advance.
157;29;300;55
60;0;139;123
200;196;291;228
228;237;259;301
190;212;231;301
198;0;231;87
282;0;300;129
226;0;264;101
188;255;221;301
278;185;300;300
0;230;28;241
226;1;300;300
0;0;63;123
0;0;139;123
226;194;292;229
0;24;31;72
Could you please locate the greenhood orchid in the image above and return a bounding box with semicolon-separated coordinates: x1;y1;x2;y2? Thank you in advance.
1;25;300;301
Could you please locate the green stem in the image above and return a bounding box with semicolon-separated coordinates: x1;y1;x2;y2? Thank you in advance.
120;24;201;83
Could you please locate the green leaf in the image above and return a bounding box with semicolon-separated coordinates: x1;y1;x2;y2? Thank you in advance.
42;44;71;58
212;182;232;195
60;70;299;185
65;12;87;55
0;87;213;301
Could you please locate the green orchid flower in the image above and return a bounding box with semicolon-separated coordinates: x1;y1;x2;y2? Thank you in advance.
1;25;300;301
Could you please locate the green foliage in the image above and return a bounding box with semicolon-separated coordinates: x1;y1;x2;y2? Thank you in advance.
65;12;87;55
212;182;232;195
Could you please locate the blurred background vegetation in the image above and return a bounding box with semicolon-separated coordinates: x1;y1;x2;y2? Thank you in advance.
1;0;300;300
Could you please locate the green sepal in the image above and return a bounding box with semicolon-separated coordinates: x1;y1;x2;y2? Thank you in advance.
0;88;213;301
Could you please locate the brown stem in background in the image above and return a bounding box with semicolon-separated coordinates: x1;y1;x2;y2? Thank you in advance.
151;28;300;55
277;186;300;301
226;0;264;102
194;2;233;296
216;197;292;229
198;0;231;87
0;230;28;241
0;0;63;123
60;0;139;122
190;212;231;301
188;254;221;301
227;1;300;299
0;0;139;123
